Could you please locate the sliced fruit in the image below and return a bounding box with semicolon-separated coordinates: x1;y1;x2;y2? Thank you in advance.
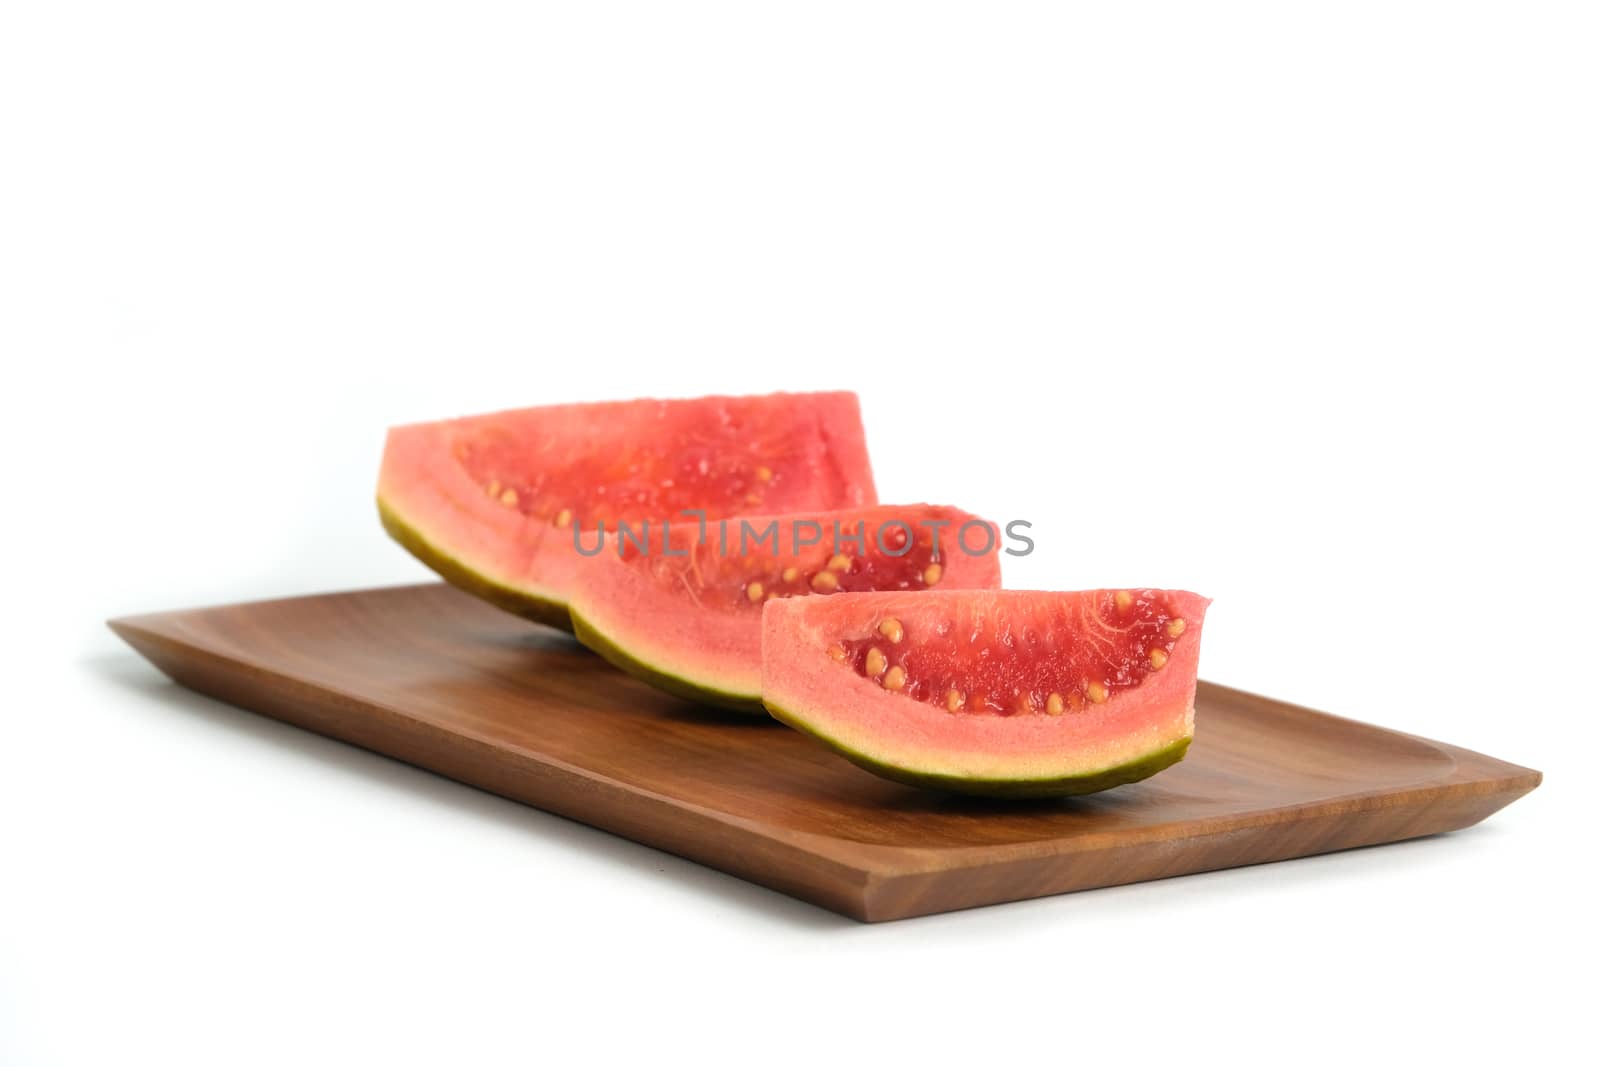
761;588;1210;797
570;505;1001;711
377;392;877;630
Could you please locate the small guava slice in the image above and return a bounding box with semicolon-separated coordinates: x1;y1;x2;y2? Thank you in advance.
762;588;1210;796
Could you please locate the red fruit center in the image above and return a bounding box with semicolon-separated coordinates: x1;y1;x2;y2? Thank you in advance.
632;519;944;612
834;590;1186;715
452;421;840;528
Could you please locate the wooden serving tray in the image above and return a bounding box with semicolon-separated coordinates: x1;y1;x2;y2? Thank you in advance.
110;583;1540;922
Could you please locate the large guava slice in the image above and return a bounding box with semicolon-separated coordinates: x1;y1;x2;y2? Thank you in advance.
377;392;877;631
569;504;1002;711
761;588;1210;797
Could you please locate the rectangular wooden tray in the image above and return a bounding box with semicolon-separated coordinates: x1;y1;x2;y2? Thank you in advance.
109;583;1541;921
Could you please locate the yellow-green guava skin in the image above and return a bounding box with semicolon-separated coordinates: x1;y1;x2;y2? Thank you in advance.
764;696;1192;798
570;610;765;714
378;497;573;632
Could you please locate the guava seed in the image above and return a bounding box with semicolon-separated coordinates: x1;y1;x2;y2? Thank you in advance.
865;647;887;677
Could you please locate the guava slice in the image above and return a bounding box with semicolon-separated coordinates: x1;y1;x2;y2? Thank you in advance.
569;505;1002;711
377;392;877;630
761;588;1210;796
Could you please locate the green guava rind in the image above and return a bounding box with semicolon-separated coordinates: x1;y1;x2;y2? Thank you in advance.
377;497;574;633
569;610;765;714
763;696;1192;798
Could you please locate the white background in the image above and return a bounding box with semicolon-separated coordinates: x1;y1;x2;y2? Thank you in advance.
3;2;1596;1064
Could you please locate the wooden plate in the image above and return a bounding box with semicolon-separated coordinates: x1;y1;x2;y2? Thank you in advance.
109;583;1540;921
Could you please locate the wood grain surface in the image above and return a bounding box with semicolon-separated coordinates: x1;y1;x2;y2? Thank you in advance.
109;583;1541;921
